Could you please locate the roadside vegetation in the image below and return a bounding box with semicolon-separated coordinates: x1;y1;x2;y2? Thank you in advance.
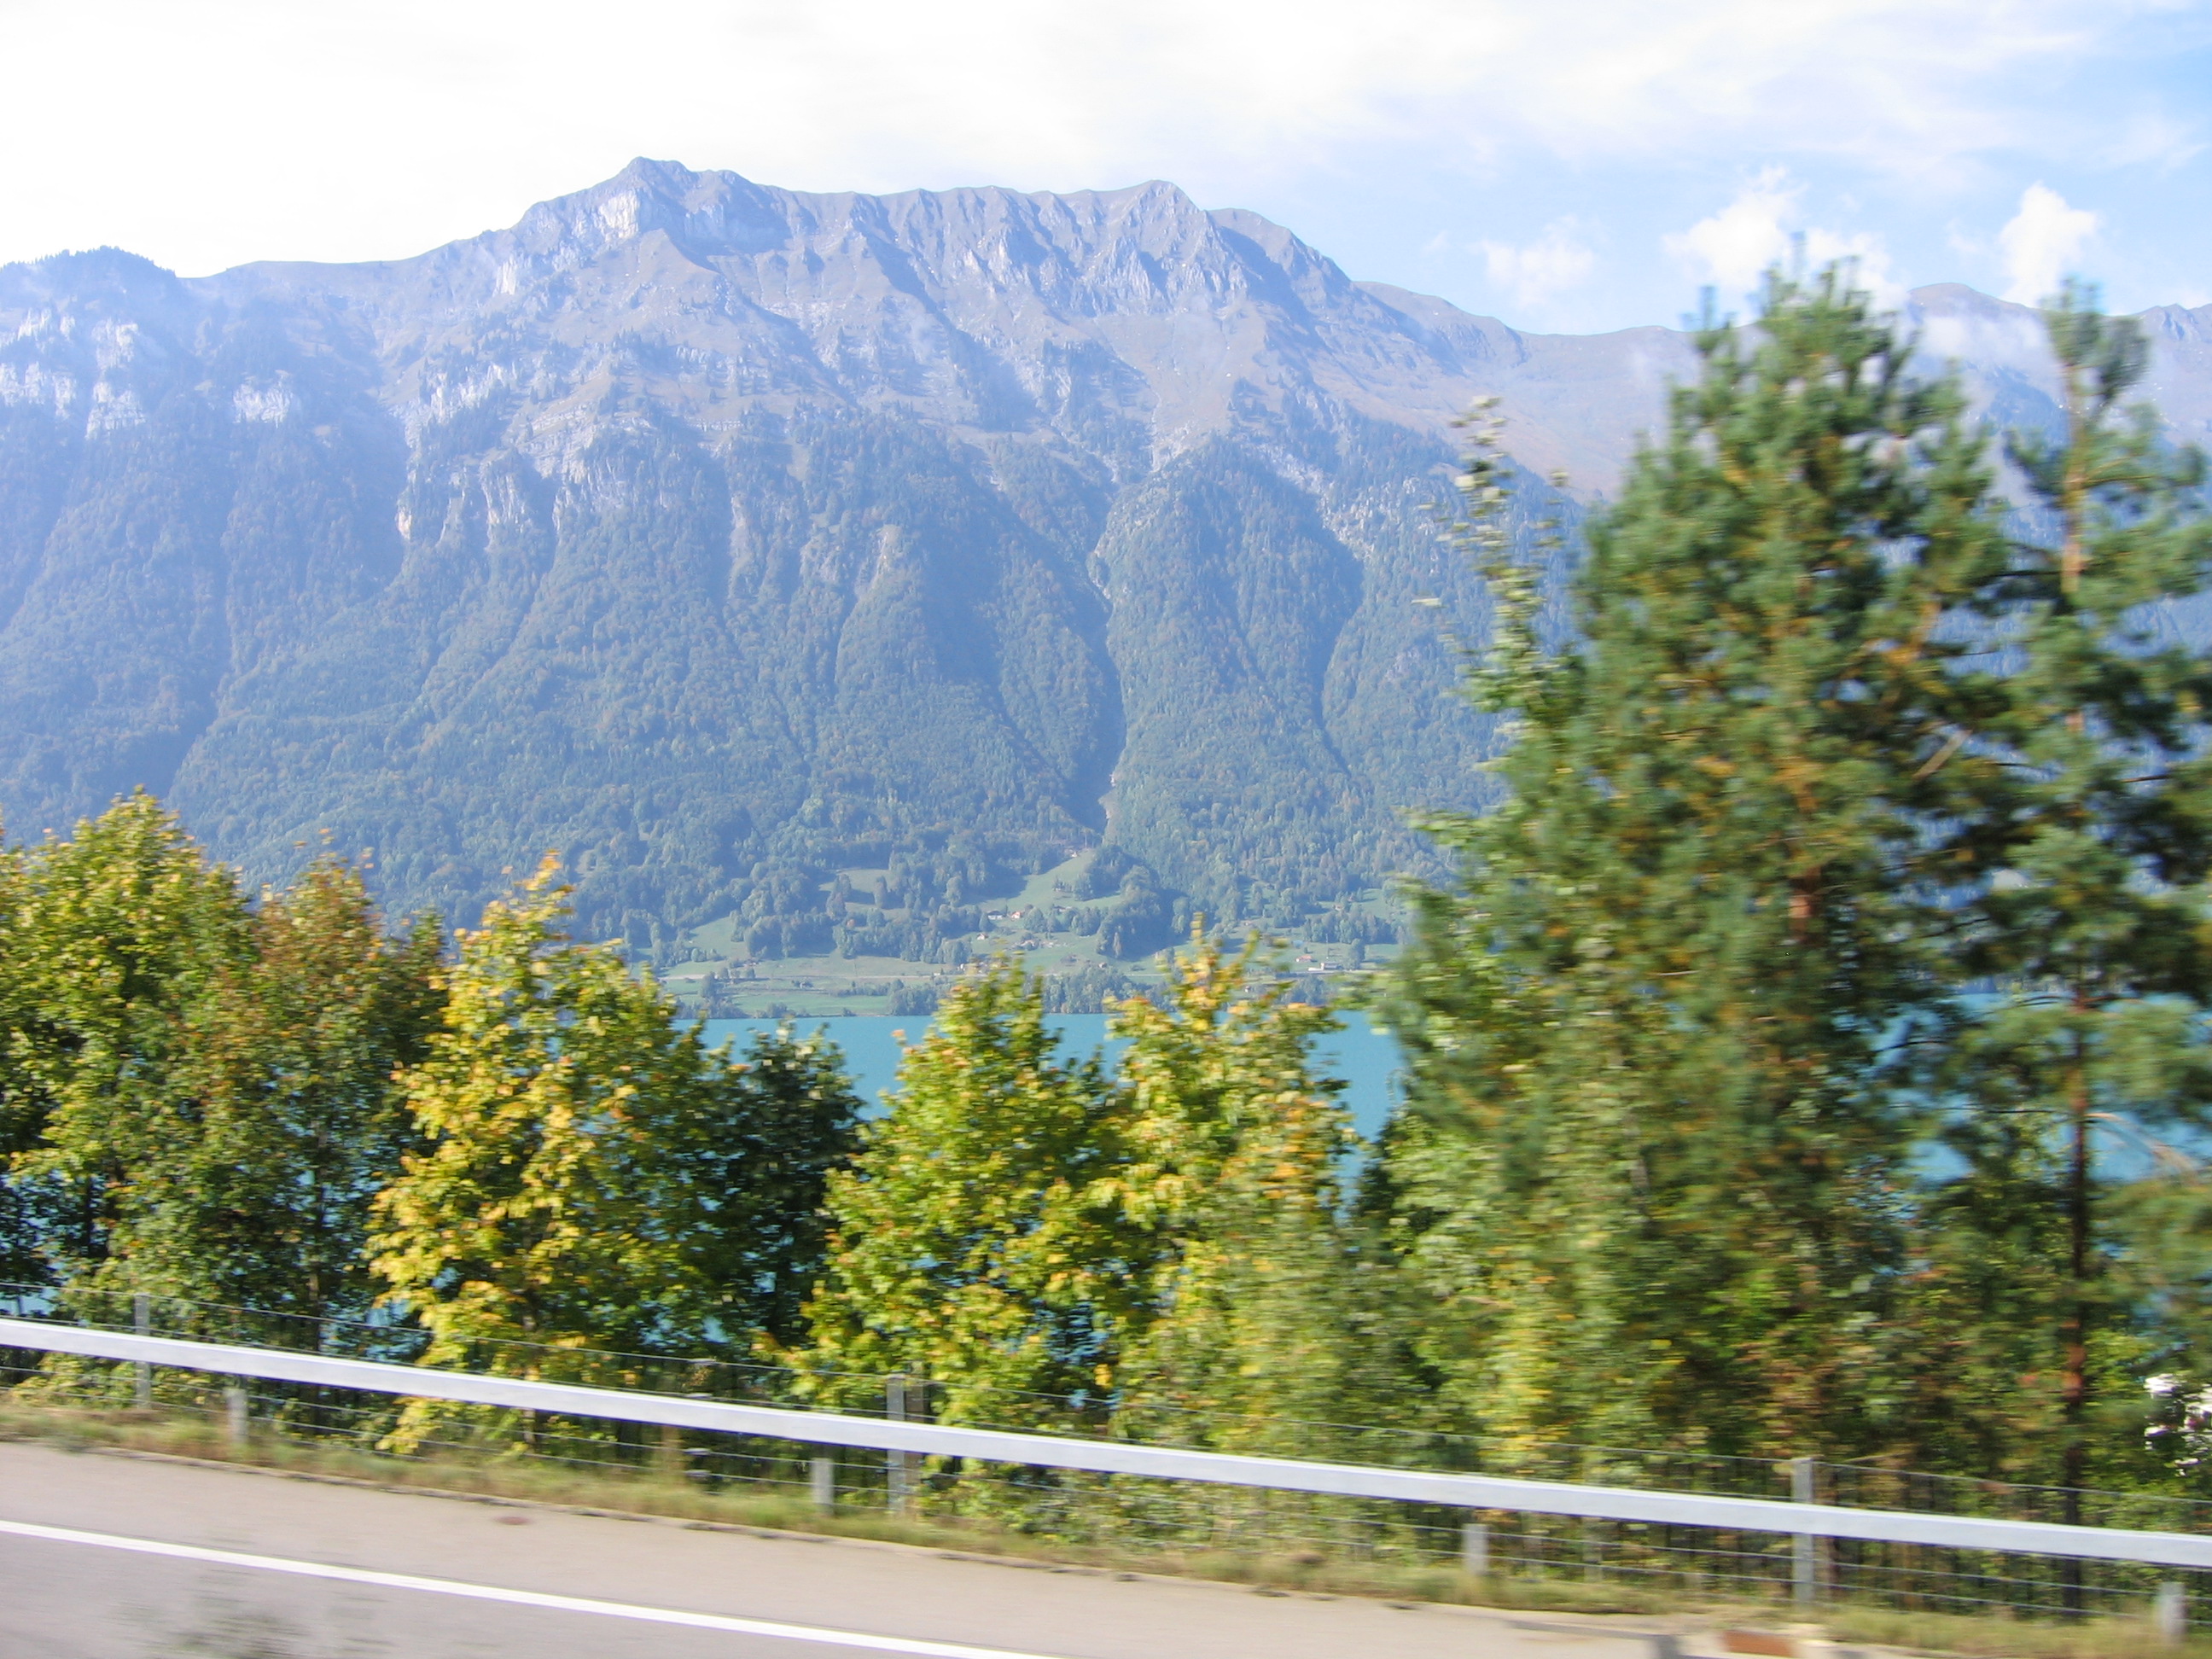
4;271;2211;1643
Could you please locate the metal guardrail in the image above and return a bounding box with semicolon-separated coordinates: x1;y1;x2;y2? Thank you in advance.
6;1317;2208;1572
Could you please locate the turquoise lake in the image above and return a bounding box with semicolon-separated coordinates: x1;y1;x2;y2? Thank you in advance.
700;1015;1408;1139
698;1015;2192;1176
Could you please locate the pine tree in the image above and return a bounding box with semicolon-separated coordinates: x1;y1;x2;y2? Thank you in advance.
1926;284;2212;1498
1382;271;2012;1463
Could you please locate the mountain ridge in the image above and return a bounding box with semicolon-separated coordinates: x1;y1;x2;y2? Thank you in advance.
1;160;2203;956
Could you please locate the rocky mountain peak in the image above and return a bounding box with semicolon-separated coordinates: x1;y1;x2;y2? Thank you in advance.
3;164;2209;950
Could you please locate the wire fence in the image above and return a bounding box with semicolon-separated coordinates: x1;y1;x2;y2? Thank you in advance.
2;1280;2204;1634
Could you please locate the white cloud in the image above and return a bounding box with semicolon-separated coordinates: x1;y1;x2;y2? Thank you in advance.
1479;220;1598;311
1998;183;2100;304
1665;168;1803;294
0;0;2141;275
1664;170;1905;306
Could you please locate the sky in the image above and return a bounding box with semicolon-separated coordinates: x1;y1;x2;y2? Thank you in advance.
1;0;2208;334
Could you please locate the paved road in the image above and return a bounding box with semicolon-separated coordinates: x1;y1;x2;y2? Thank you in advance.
0;1441;1665;1658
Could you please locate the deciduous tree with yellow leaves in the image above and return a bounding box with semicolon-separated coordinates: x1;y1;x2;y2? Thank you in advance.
372;859;859;1447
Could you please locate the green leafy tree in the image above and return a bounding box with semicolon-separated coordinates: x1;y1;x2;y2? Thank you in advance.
4;794;253;1285
371;859;860;1446
79;857;444;1331
0;831;33;1284
795;938;1391;1470
789;959;1138;1429
670;1020;865;1348
1382;271;2012;1463
1109;934;1397;1456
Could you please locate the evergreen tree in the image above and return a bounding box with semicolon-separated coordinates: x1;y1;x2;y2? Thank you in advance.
1382;271;2011;1463
1924;284;2212;1496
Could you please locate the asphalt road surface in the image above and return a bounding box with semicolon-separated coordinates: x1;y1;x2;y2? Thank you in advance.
0;1441;1668;1658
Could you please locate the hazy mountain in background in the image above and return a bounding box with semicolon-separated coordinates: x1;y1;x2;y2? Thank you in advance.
2;160;2206;954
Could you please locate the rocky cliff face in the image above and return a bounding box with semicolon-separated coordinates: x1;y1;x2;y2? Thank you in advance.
0;160;2198;946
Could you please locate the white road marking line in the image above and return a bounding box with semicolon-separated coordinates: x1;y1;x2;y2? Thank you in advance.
0;1517;1077;1659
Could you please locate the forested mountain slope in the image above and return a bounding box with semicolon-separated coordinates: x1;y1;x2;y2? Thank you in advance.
0;159;2203;952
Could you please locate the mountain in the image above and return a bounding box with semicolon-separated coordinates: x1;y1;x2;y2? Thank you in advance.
0;160;2203;954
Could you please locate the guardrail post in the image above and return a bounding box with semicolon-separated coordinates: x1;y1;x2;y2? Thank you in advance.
1789;1455;1817;1606
887;1374;911;1515
2157;1580;2187;1646
1461;1520;1489;1577
131;1294;151;1408
224;1385;248;1445
812;1455;836;1511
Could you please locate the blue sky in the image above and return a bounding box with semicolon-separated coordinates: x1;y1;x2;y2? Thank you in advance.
3;0;2208;334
